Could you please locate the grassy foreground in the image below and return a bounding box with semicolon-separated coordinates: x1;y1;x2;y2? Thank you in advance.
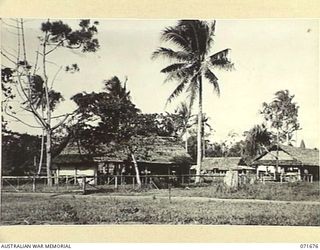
167;181;320;201
2;193;320;226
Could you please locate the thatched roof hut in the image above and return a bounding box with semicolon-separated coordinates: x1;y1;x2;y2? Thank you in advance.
191;157;252;174
202;157;243;171
53;136;192;176
253;144;319;181
253;144;319;167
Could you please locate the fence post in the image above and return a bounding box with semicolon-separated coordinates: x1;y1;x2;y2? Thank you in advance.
32;177;36;192
115;175;118;189
168;176;172;203
132;176;135;188
56;176;59;192
82;176;86;195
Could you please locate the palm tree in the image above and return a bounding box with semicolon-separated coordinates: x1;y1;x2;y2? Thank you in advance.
174;102;192;152
191;113;213;158
103;76;131;101
152;20;233;182
242;124;272;164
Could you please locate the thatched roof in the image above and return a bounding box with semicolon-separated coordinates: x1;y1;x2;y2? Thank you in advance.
253;144;319;167
192;157;246;171
53;136;191;165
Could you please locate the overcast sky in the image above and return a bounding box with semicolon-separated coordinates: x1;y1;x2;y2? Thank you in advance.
2;19;319;148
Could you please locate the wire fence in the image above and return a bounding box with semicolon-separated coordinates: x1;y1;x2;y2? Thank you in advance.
1;172;315;194
1;174;225;193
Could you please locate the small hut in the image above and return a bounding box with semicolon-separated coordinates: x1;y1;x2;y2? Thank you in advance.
252;144;319;182
196;157;252;175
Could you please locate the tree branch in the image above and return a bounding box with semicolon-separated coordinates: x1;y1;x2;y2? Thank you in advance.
1;51;16;65
1;19;21;29
16;72;47;128
52;111;76;131
50;66;62;89
45;40;65;55
4;105;42;129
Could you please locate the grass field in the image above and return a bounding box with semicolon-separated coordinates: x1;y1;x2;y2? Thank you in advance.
167;181;320;201
1;192;320;225
91;181;320;202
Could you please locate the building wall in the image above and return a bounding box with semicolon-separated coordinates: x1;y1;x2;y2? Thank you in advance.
55;163;98;185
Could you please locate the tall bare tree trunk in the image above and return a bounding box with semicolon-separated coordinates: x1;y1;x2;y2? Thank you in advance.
43;29;52;186
46;129;52;186
195;76;203;183
37;128;45;175
131;154;141;187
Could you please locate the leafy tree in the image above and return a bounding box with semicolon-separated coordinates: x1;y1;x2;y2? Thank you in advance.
1;131;41;176
205;142;224;158
152;20;233;182
260;90;300;174
71;77;179;187
71;76;140;147
172;102;193;151
205;139;243;158
1;19;99;185
242;124;272;164
227;140;244;157
260;90;300;145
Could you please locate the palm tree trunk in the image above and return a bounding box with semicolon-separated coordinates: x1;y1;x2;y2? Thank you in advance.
131;153;141;187
185;131;188;153
195;76;203;183
275;128;279;180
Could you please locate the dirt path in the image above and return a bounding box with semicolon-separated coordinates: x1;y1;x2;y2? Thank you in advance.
4;191;320;205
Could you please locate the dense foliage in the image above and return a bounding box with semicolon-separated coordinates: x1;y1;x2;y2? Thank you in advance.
1;132;41;175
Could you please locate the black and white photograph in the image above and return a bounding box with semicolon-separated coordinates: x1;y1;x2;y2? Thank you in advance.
1;18;319;226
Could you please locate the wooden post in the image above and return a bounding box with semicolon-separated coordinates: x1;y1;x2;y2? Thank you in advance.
169;185;171;203
74;169;77;185
115;175;118;189
132;176;135;188
82;176;86;195
94;168;98;186
56;175;59;192
0;154;2;223
32;177;36;192
57;168;60;185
